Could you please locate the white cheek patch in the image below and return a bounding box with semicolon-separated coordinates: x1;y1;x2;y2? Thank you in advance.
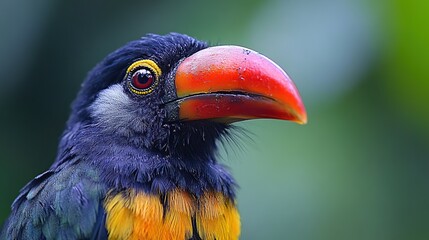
89;84;146;135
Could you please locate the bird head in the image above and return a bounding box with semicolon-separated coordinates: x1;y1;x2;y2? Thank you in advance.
66;33;306;160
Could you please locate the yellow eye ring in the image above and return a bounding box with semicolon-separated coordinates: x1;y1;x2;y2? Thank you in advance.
126;59;162;95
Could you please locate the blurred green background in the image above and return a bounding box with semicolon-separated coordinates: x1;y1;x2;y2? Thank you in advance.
1;0;428;239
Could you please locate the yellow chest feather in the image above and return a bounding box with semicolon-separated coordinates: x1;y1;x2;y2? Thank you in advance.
104;189;240;240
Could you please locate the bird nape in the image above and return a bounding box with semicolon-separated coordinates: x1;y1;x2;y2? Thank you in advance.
1;33;306;240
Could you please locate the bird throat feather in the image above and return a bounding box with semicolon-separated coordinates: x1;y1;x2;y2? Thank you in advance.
104;189;240;240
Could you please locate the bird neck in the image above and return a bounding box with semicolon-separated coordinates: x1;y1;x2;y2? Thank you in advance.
55;123;237;199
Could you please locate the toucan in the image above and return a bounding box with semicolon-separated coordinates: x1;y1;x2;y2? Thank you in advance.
1;33;306;240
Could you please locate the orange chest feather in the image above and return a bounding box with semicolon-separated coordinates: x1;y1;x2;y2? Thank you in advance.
104;189;240;240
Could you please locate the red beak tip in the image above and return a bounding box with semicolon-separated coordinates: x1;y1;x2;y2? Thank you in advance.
297;118;308;125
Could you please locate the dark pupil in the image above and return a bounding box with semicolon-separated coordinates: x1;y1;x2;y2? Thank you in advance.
132;69;154;89
138;71;151;84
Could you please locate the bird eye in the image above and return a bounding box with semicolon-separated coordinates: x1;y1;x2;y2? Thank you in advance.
131;68;155;90
126;59;162;95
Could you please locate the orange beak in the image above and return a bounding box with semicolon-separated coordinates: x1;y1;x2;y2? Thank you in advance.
165;45;307;124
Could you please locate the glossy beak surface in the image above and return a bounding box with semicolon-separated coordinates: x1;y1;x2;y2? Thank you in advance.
167;45;307;124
